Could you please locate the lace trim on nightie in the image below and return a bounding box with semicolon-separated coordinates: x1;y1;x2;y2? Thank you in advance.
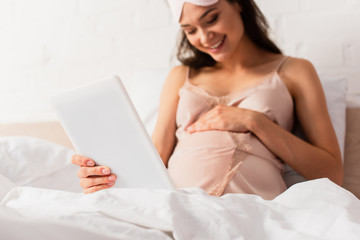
208;133;252;196
183;81;230;106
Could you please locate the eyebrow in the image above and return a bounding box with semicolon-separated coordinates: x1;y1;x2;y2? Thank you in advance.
180;8;217;27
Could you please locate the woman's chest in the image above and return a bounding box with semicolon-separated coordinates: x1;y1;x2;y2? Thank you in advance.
176;74;294;131
189;70;274;97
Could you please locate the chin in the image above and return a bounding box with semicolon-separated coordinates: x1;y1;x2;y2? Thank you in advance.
210;54;228;63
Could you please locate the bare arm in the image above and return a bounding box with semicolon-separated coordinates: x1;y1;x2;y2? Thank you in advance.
152;65;187;167
249;58;343;185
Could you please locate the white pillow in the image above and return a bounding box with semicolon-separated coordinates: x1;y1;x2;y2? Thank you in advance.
322;77;347;159
129;67;168;135
0;136;81;192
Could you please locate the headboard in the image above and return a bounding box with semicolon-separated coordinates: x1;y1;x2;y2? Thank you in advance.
343;107;360;198
0;122;73;149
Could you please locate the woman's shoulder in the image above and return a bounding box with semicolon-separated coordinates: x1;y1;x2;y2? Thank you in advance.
162;65;189;92
279;57;320;95
280;57;317;78
168;65;188;79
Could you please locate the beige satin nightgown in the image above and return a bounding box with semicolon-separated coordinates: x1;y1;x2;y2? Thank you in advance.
167;57;293;200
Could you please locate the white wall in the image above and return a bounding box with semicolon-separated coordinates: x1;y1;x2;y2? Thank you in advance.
0;0;359;123
256;0;360;105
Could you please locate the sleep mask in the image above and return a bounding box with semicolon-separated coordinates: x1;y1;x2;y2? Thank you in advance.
167;0;219;22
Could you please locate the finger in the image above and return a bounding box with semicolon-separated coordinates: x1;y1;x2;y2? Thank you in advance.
186;108;221;133
203;107;221;120
187;115;214;132
71;154;95;167
80;174;116;189
188;117;224;133
187;119;204;133
83;183;114;194
77;166;111;178
187;122;208;133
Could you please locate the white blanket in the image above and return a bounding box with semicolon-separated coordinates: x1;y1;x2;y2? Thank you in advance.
1;178;359;240
0;137;359;239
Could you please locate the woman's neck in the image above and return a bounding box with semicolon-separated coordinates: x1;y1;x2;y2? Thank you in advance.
217;34;277;73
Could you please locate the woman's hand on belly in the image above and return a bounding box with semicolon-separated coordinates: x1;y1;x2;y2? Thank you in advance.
71;154;116;194
186;105;256;133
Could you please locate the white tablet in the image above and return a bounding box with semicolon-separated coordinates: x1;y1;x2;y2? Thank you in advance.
50;76;175;190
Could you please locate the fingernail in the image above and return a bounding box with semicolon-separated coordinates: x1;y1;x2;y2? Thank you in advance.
102;168;110;174
108;176;114;181
108;182;114;186
87;161;95;166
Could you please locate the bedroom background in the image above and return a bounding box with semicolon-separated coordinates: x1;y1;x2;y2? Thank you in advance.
0;0;359;127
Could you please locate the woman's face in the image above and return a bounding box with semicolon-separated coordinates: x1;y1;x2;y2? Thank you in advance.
180;0;244;63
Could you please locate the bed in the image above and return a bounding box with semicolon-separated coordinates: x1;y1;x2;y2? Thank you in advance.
0;80;359;239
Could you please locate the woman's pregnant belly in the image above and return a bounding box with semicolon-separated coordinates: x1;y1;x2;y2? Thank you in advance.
167;131;237;192
167;130;286;196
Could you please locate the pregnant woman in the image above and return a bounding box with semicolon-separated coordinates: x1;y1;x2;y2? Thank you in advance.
72;0;343;199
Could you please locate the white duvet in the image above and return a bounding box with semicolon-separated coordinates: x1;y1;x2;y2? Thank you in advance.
1;179;360;240
0;137;359;240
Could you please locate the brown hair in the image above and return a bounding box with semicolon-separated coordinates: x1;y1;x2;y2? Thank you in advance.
177;0;282;69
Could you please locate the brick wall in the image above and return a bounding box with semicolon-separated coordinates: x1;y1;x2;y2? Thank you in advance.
0;0;359;123
257;0;360;106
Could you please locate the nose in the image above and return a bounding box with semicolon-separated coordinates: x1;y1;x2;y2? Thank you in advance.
200;30;215;47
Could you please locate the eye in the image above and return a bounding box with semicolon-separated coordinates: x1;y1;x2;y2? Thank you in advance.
187;28;197;35
207;14;218;24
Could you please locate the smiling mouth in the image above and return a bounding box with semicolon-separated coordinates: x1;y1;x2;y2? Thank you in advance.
210;38;224;49
208;36;226;51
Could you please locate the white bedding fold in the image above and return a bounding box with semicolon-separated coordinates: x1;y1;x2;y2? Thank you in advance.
0;178;359;240
0;174;16;201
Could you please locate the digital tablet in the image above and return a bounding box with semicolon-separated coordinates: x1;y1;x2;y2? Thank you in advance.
50;76;175;190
